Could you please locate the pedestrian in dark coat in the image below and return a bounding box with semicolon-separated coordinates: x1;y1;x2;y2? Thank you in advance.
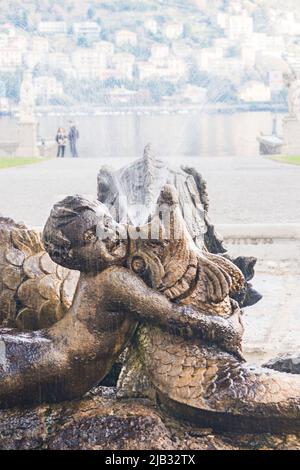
68;122;79;158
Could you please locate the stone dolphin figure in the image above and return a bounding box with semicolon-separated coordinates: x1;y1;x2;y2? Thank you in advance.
0;195;242;409
117;184;300;433
97;144;262;309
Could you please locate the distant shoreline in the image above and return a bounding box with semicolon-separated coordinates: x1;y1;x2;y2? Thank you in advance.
4;103;288;118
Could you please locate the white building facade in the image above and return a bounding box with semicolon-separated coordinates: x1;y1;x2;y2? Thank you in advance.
33;76;63;99
0;47;22;71
38;22;67;35
115;30;137;48
73;22;101;41
239;81;271;102
72;49;107;79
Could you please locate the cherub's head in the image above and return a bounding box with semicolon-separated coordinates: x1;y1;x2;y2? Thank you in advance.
43;195;128;272
42;186;187;283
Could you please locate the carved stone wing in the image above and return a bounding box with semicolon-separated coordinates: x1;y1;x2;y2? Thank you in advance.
0;217;79;330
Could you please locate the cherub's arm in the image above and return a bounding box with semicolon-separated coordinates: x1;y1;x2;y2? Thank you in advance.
102;267;244;360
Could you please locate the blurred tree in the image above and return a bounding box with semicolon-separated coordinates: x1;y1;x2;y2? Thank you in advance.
87;7;95;19
67;2;75;13
226;46;239;57
0;71;22;102
207;77;237;103
188;65;210;87
33;63;52;77
77;36;90;48
183;23;192;39
145;80;176;104
253;7;269;33
9;9;28;30
101;1;156;12
122;45;150;60
0;81;6;98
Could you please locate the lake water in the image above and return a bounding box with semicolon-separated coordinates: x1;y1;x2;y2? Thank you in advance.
0;111;283;159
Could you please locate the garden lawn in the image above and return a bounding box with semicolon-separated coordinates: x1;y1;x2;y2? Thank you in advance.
270;156;300;166
0;157;44;169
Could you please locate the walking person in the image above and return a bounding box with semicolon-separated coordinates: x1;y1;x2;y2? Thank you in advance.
56;127;67;158
68;122;79;158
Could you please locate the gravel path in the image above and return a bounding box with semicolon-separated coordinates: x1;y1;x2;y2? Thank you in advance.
243;258;300;362
0;155;299;228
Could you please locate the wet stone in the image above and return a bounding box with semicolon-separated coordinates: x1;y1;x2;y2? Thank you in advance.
0;388;299;450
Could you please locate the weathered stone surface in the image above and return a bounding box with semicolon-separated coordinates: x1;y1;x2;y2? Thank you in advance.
0;151;298;440
264;354;300;375
0;388;299;450
0;217;79;330
1;191;299;432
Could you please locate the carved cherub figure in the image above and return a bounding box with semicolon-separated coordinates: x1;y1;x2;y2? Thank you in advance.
0;195;242;409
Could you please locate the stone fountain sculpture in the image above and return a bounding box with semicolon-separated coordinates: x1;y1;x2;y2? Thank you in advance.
0;147;299;448
0;194;245;408
0;146;259;331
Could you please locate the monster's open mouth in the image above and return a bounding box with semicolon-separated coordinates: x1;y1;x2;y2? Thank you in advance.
110;239;127;259
101;236;127;263
43;239;70;264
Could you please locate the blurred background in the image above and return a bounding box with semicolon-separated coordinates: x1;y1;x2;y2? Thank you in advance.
0;0;299;158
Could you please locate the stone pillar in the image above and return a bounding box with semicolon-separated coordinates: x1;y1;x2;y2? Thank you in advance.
15;70;40;158
15;120;39;158
282;116;300;156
